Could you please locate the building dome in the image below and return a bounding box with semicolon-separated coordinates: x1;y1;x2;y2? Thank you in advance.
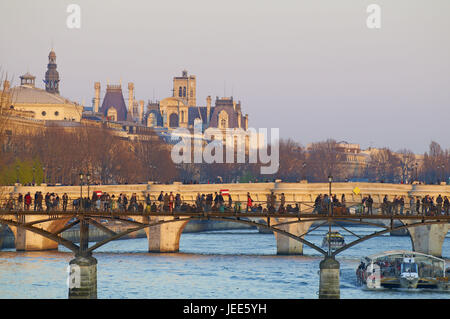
8;84;83;122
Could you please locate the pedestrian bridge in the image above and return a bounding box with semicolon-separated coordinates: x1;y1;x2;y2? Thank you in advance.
1;208;449;257
1;180;449;299
1;207;450;299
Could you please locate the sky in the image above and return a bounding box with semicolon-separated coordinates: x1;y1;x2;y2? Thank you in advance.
0;0;449;154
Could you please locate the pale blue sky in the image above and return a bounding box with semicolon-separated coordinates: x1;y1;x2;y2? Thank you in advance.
1;0;449;154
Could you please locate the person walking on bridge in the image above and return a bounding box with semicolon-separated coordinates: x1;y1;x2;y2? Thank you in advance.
408;196;414;215
169;192;175;213
313;194;322;214
158;191;164;212
246;192;253;212
24;192;32;211
62;193;68;211
163;193;169;212
444;196;449;216
366;195;374;215
399;196;405;215
36;192;43;211
382;195;388;215
436;195;443;215
280;193;286;212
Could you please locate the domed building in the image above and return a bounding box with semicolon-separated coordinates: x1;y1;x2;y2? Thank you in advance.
5;50;83;122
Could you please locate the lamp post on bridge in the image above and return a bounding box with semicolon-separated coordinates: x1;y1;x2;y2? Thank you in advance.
79;172;84;211
328;175;333;256
69;171;96;298
414;162;418;183
319;173;340;299
87;172;91;200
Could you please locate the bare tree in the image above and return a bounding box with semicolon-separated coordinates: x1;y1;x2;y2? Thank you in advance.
307;139;344;182
397;148;416;183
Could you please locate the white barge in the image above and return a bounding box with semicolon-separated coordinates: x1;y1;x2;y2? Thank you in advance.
356;250;450;290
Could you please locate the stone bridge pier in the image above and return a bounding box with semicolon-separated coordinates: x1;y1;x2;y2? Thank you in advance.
266;218;314;255
3;214;71;251
139;216;314;255
138;216;190;253
403;222;450;257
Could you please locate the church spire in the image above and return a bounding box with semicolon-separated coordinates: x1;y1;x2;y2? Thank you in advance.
44;49;60;94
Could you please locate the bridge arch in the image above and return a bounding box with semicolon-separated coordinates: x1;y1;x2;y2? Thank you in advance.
85;216;327;255
0;217;79;253
331;219;450;257
2;213;450;258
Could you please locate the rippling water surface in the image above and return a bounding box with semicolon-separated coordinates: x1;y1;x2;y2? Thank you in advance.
1;226;450;299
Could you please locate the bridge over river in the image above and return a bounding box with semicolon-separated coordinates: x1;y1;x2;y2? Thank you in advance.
0;181;449;299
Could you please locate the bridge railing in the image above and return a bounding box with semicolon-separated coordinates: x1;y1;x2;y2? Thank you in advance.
0;195;448;216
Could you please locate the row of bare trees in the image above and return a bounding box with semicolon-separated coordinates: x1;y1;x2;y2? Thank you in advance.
246;139;449;184
0;124;178;186
0;118;448;185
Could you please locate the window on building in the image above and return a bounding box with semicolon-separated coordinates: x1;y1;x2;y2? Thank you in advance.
42;111;46;116
55;111;59;116
183;87;186;97
218;110;229;129
179;87;182;97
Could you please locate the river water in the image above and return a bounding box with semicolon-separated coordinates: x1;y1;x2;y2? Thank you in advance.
0;226;450;299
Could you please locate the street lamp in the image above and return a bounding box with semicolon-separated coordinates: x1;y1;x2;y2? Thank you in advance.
302;162;307;181
327;175;333;256
79;171;84;210
414;162;418;182
328;175;333;215
87;172;91;200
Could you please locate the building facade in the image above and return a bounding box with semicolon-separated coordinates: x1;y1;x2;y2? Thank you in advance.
1;50;83;122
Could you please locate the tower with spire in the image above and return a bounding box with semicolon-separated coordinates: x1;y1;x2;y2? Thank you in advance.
44;49;60;94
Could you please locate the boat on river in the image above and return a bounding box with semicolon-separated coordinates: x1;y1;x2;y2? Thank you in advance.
356;250;450;290
321;231;345;250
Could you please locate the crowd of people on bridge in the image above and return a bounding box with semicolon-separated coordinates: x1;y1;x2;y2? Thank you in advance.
3;192;70;212
313;194;349;214
378;194;450;216
2;191;449;216
312;193;450;216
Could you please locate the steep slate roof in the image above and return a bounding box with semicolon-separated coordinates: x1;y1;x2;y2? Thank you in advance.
188;106;213;126
144;109;163;127
208;97;244;129
99;85;128;121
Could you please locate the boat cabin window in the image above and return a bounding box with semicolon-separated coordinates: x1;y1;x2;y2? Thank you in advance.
401;263;417;273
